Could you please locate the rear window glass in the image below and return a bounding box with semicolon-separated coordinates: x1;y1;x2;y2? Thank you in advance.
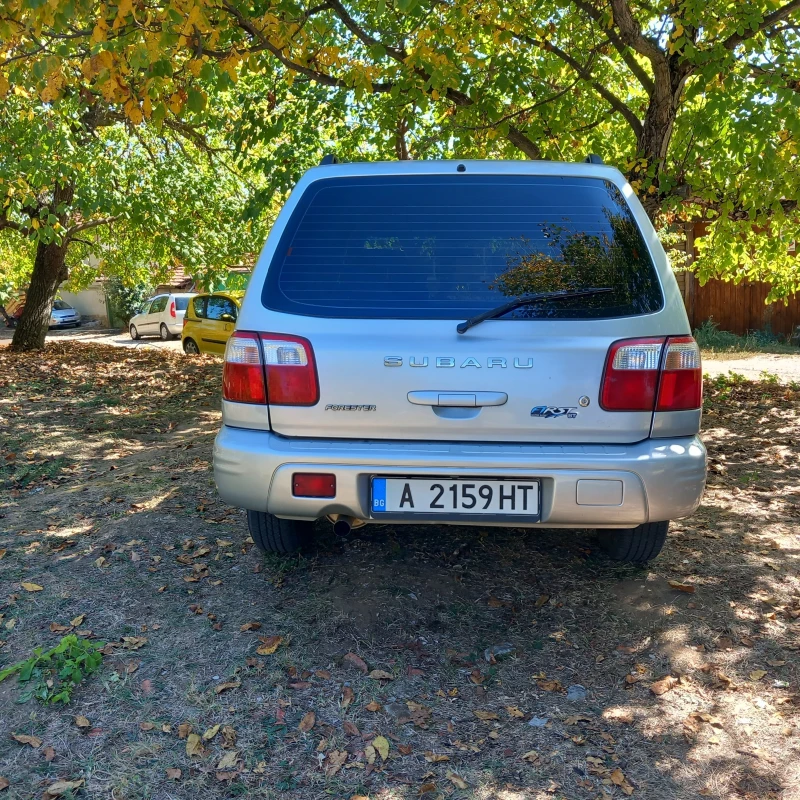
262;175;663;319
174;297;190;311
191;297;206;318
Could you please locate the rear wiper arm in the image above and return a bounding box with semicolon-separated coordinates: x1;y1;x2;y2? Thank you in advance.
456;288;614;334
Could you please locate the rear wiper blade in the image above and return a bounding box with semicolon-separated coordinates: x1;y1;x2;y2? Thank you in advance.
456;288;614;334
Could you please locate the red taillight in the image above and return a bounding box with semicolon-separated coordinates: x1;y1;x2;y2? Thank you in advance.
260;333;319;406
656;336;702;410
600;337;664;411
292;473;336;498
601;336;702;412
222;332;267;404
222;331;319;406
170;301;176;318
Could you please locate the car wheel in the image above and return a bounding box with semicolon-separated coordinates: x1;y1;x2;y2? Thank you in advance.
182;338;200;355
597;521;669;564
159;323;171;341
129;324;140;340
247;511;314;554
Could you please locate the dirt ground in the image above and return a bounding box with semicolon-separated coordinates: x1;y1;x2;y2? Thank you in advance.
1;343;799;800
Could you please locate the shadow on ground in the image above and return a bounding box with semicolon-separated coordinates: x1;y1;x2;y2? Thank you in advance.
0;343;798;800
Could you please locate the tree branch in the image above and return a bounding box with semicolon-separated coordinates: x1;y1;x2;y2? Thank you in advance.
608;0;667;65
66;216;119;237
515;32;643;138
572;0;655;94
722;0;800;50
0;218;29;236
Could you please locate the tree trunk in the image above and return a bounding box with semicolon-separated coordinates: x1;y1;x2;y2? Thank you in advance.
10;239;69;351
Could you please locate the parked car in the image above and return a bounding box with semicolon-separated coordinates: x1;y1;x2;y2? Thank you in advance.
181;292;242;355
49;300;81;328
129;293;194;340
213;158;707;563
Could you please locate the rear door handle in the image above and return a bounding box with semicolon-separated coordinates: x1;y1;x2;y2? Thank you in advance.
407;391;508;407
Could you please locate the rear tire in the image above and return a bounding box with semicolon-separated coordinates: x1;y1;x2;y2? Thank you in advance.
182;338;199;355
598;521;669;564
129;324;140;340
247;511;314;554
159;323;170;341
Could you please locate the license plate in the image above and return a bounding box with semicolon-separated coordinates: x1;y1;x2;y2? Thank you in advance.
371;477;539;516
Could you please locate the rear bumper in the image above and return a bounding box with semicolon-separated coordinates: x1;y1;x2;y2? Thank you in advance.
213;428;706;528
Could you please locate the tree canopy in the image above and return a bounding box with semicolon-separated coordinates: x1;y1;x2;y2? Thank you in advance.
1;0;799;332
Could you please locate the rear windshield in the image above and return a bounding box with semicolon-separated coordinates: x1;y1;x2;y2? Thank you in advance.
174;297;190;311
262;175;663;319
52;300;72;310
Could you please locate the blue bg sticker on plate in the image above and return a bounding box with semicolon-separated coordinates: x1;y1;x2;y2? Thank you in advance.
372;478;387;513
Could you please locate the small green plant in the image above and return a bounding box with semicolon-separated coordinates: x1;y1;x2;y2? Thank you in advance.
0;634;105;704
759;370;780;385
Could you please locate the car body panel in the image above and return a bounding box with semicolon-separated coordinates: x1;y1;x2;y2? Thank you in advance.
130;293;194;337
49;301;81;328
182;292;242;355
214;159;706;527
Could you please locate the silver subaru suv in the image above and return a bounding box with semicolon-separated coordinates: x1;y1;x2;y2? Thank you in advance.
214;158;706;563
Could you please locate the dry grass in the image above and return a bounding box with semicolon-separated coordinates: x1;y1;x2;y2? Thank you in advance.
0;343;799;800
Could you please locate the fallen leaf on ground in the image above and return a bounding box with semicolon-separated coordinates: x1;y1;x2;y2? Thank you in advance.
341;686;354;707
240;622;261;631
42;746;55;761
0;777;7;791
215;681;241;694
139;722;155;731
506;705;525;718
11;733;42;748
325;750;348;776
216;750;239;770
203;724;220;740
365;701;382;712
767;659;786;667
20;583;43;592
537;679;563;692
373;735;390;760
299;712;315;732
446;772;468;790
43;779;83;798
749;670;767;681
650;676;678;696
535;594;550;608
521;750;540;763
343;720;360;736
121;636;147;650
425;752;449;762
177;723;192;739
668;580;696;594
344;652;368;673
256;635;282;655
74;716;90;728
185;733;205;757
368;669;393;681
473;710;499;721
166;768;181;780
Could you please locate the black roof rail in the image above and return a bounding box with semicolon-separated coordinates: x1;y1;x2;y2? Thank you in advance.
319;154;339;165
583;154;604;164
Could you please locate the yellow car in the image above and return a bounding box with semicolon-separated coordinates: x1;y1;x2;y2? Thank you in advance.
181;292;243;356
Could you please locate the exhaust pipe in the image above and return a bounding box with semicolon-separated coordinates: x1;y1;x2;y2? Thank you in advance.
332;515;356;537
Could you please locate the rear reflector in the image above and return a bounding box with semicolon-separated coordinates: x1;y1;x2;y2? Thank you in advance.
601;338;664;411
260;333;319;406
656;336;702;410
222;332;267;404
292;473;336;498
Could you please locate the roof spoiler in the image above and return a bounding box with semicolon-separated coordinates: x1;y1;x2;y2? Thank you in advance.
319;154;340;165
583;154;604;164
